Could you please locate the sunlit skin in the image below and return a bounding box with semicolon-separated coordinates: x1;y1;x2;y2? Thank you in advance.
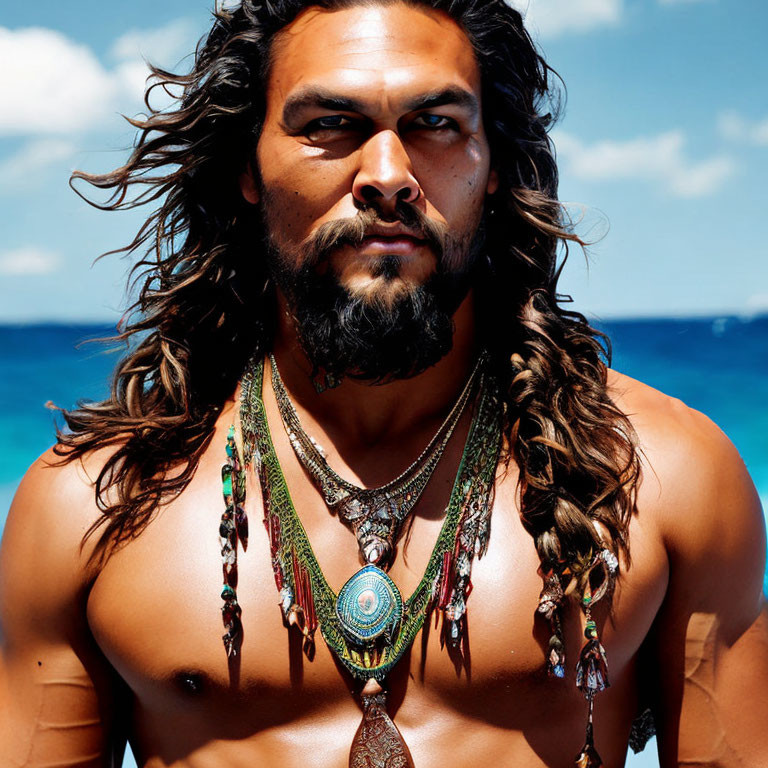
241;4;499;437
245;4;497;302
1;4;767;768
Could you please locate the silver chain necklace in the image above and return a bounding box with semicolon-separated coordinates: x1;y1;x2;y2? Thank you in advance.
269;353;483;568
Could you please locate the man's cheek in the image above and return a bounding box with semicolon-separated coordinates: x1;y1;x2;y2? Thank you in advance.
262;189;317;245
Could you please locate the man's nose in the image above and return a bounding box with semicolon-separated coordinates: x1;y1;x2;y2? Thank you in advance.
352;130;421;211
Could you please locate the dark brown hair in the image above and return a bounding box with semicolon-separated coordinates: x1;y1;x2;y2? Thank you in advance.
59;0;640;594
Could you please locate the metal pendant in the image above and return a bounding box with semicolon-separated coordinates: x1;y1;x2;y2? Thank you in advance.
336;565;403;646
574;705;604;767
574;741;603;768
350;679;415;768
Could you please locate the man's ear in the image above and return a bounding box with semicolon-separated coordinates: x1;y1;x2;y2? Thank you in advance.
486;168;499;196
239;160;260;205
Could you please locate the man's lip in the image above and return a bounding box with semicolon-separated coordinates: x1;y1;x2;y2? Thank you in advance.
363;224;425;240
361;233;426;243
356;235;429;255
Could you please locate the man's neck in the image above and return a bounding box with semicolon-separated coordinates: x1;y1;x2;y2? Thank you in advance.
269;292;478;449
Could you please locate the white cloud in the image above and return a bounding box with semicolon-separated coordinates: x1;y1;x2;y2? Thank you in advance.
741;291;768;320
0;138;77;190
110;19;198;65
0;246;60;275
0;27;117;136
510;0;711;38
717;111;768;146
510;0;623;39
553;129;734;198
0;20;198;138
668;155;733;197
109;19;199;106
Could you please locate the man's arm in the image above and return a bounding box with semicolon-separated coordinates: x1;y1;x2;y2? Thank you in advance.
0;448;127;767
642;400;767;767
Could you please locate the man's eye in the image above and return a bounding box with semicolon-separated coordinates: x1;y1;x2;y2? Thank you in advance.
307;115;352;132
415;114;457;130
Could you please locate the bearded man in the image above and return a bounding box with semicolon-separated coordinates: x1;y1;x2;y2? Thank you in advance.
1;1;766;766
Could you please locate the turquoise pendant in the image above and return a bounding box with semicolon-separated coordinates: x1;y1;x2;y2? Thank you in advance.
336;565;403;645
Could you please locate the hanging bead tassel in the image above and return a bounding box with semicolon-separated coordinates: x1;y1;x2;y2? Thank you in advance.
547;618;566;679
289;547;317;652
537;571;566;678
575;621;609;695
537;572;563;620
220;425;245;657
576;573;609;697
574;699;604;768
221;589;243;658
235;504;249;551
574;590;609;767
439;406;497;651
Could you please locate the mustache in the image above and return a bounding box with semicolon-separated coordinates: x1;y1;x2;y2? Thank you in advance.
298;200;450;267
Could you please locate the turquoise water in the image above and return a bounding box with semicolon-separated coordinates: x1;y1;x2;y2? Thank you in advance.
1;318;766;768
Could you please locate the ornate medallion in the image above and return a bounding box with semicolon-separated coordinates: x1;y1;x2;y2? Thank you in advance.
336;565;403;645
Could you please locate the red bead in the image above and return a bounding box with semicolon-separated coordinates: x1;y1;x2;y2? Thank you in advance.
438;551;454;609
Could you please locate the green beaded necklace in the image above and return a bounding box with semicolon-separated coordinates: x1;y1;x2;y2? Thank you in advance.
221;356;501;766
246;357;499;675
218;356;633;767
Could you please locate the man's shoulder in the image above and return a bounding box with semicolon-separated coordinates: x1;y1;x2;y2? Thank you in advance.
1;447;131;764
606;367;758;510
12;443;108;523
606;367;746;482
2;444;114;589
607;367;718;441
607;369;765;617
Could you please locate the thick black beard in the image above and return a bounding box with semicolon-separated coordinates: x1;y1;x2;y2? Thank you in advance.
264;201;485;384
287;265;470;384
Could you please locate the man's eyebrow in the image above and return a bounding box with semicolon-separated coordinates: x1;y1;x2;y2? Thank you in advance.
282;87;367;125
404;87;479;117
281;85;480;125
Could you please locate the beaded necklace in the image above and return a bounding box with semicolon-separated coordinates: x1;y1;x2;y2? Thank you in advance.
269;352;482;568
222;356;501;766
217;356;630;767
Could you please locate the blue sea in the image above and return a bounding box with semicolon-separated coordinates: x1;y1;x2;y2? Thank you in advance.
1;318;766;768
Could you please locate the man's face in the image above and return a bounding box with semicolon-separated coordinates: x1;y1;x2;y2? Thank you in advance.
245;2;497;380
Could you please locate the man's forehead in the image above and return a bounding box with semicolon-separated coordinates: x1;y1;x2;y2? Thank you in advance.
267;3;481;114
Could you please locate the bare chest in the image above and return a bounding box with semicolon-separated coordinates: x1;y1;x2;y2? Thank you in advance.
87;441;667;736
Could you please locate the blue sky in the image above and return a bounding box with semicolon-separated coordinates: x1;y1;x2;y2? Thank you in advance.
1;0;766;323
0;6;764;765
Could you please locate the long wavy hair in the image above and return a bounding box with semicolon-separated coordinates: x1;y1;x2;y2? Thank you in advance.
58;0;640;600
